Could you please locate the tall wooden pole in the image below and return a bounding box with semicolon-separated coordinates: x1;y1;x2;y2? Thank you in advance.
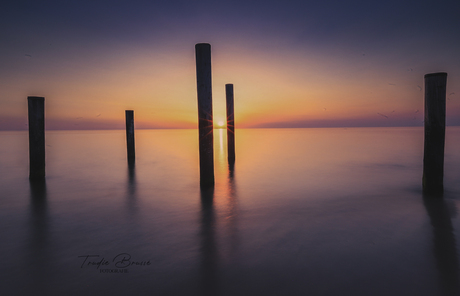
196;43;215;187
226;84;235;163
28;96;45;180
423;72;447;195
125;110;135;162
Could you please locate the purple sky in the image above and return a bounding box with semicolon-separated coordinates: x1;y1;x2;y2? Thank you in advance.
1;0;460;129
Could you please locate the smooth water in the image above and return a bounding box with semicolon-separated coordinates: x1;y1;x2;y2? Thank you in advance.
1;127;460;296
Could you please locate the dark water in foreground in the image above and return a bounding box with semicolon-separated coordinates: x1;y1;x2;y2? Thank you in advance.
1;127;460;296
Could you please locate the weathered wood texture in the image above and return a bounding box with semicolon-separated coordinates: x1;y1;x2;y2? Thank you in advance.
423;72;447;195
125;110;135;162
226;84;235;163
28;96;45;179
196;43;215;187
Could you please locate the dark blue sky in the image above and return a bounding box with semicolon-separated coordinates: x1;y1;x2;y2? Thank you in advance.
3;1;458;46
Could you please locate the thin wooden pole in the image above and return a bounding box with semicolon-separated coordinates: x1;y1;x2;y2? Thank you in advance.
423;72;447;195
196;43;215;187
125;110;135;162
28;96;45;179
226;84;235;163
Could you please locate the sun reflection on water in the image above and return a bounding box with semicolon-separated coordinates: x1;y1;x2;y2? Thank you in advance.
212;128;239;260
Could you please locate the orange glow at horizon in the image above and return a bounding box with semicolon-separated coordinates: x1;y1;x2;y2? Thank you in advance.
1;43;459;130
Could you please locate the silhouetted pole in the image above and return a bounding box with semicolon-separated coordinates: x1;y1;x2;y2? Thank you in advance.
125;110;135;162
28;96;45;180
423;72;447;195
226;84;235;163
196;43;215;187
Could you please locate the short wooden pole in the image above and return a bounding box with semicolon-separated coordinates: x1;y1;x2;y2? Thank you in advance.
28;96;45;180
226;84;235;163
423;72;447;195
196;43;215;187
125;110;135;162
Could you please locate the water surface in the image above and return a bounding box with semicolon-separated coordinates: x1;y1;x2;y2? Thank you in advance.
1;127;460;295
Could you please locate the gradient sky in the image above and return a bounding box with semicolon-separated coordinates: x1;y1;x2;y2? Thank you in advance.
1;0;460;130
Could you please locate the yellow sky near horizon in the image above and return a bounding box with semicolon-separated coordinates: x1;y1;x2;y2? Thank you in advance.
1;43;459;130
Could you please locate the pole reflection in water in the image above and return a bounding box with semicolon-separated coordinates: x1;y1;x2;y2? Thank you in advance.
423;194;460;296
199;187;219;296
216;128;239;259
27;179;49;295
197;128;240;295
225;160;238;257
126;160;137;216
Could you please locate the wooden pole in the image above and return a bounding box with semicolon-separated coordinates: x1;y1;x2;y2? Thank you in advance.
125;110;135;162
196;43;215;187
423;72;447;195
28;96;45;180
226;84;235;163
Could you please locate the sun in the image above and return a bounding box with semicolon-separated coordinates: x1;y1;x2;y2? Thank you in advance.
216;120;225;128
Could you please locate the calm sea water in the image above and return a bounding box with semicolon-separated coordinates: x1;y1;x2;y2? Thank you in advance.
1;127;460;296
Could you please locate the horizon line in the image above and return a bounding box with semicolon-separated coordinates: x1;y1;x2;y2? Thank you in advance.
3;124;460;132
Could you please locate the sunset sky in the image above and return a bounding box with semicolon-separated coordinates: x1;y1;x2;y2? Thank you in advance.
1;0;460;130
